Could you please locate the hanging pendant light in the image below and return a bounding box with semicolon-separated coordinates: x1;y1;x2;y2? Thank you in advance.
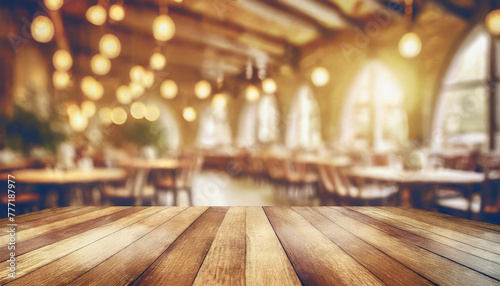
311;67;329;87
398;0;421;58
99;34;121;59
399;32;422;58
486;9;500;36
161;80;178;99
153;15;175;41
109;4;125;22
183;106;196;122
31;16;54;43
195;80;211;99
86;5;107;26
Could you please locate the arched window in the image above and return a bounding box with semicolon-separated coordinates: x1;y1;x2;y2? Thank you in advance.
236;93;280;148
339;60;408;152
196;104;232;149
285;85;322;149
432;27;499;150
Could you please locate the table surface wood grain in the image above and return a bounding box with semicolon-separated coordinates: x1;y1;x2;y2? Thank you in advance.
1;207;499;285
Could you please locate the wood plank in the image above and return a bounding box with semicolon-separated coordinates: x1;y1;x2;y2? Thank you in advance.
0;207;89;236
373;207;500;253
395;207;500;233
0;207;144;261
245;207;301;286
131;207;228;285
338;208;500;281
354;207;500;263
5;207;184;285
0;207;126;246
0;207;163;284
0;207;83;228
384;207;500;243
193;207;246;286
263;207;384;285
316;207;500;285
68;207;209;286
294;207;434;285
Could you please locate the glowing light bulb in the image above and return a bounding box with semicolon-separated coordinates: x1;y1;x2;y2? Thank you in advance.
53;49;73;72
195;80;211;99
486;10;500;36
70;111;88;132
66;103;80;116
311;67;329;87
81;76;104;101
53;71;70;90
31;16;54;43
81;100;96;117
130;101;146;119
111;107;127;125
99;34;121;59
91;54;111;75
109;4;125;22
130;65;145;82
145;103;160;121
212;93;227;109
150;53;166;70
142;70;155;88
44;0;63;10
160;80;177;99
130;81;144;98
116;85;132;104
86;5;107;26
262;78;277;94
245;85;260;101
398;32;422;58
183;106;196;122
152;15;175;41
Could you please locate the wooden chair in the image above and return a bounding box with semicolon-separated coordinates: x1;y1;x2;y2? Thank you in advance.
100;168;141;206
434;154;500;223
331;166;399;206
152;155;204;206
283;159;319;205
264;157;288;204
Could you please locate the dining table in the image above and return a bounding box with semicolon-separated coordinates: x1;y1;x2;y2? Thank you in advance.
115;158;183;205
0;206;498;285
7;168;127;207
347;167;486;208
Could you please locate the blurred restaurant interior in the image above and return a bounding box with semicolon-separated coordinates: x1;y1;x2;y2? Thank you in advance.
0;0;500;224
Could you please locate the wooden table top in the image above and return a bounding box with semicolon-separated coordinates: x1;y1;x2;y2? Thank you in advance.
9;168;127;184
1;206;499;285
348;166;485;184
116;158;181;170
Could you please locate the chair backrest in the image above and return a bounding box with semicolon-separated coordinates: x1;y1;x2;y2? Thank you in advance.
326;165;353;197
317;164;335;193
480;154;500;211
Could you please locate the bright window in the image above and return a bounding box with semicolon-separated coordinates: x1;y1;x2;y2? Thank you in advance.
340;60;408;151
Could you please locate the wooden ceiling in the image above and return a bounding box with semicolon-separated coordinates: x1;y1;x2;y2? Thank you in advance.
3;0;479;81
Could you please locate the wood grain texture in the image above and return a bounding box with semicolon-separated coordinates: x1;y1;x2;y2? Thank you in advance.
264;207;384;285
0;207;91;236
373;207;500;252
354;207;500;263
316;207;500;285
294;207;434;285
131;207;228;285
193;207;246;286
338;208;500;281
0;207;144;261
385;207;500;242
2;206;499;285
68;207;208;286
3;207;172;285
404;207;500;233
0;207;125;246
245;207;301;286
